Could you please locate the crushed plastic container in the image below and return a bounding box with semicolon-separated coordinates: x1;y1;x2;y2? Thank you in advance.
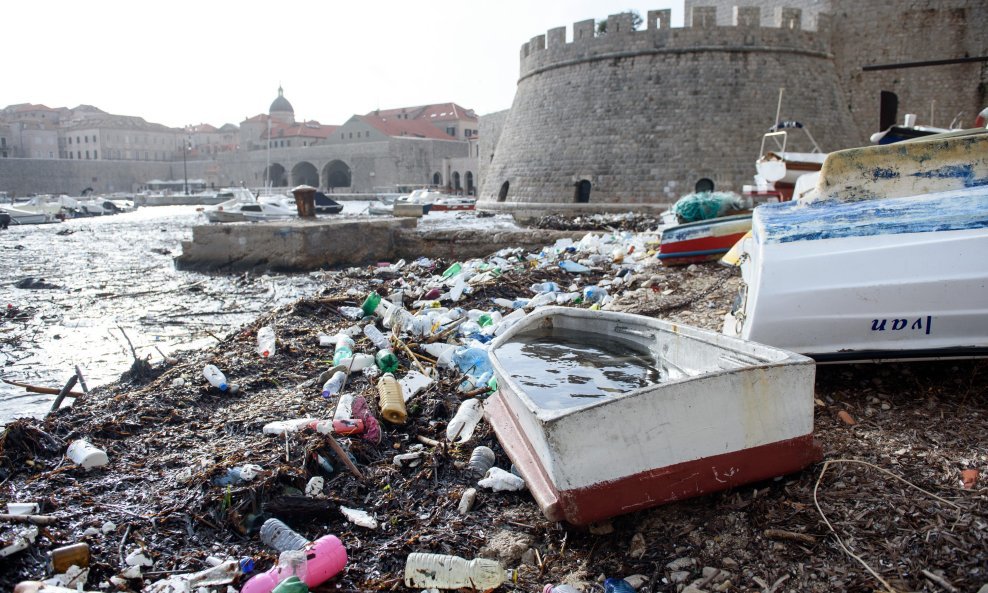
403;553;505;590
66;439;108;470
446;398;483;444
376;373;406;424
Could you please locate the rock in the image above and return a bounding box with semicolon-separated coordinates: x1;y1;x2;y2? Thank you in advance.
624;574;649;589
458;487;477;514
721;558;738;569
682;586;708;593
629;532;647;559
520;548;537;566
478;530;534;565
667;557;695;571
588;520;614;535
670;571;691;583
714;580;732;592
701;567;731;584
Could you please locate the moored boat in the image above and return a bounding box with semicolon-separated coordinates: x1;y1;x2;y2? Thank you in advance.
430;196;476;211
723;128;988;362
0;205;60;225
658;214;753;266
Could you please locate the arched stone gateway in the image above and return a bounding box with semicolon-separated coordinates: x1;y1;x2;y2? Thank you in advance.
432;172;442;186
452;172;461;192
465;171;475;195
292;161;319;187
265;163;288;187
575;179;591;203
498;181;509;202
323;160;351;190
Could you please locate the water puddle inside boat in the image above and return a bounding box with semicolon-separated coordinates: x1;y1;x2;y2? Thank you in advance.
495;327;682;410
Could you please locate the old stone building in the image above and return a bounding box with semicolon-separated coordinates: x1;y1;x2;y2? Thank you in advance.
0;87;479;197
478;1;988;213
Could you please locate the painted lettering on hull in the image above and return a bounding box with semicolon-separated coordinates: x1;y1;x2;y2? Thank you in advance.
871;316;932;334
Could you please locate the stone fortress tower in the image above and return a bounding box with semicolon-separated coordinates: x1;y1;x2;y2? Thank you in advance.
478;1;988;213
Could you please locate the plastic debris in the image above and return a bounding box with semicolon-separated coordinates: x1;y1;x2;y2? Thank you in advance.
339;506;378;529
478;467;526;492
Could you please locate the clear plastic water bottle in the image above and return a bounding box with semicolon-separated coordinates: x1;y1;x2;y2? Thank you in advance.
403;553;505;590
332;335;355;367
451;347;492;376
583;286;608;304
363;324;390;351
240;534;347;593
260;518;309;552
257;325;276;358
530;281;560;294
337;306;364;320
446;398;483;444
321;371;346;399
559;260;591;273
528;292;557;309
467;446;496;478
203;364;228;392
376;373;406;424
375;349;399;373
603;577;636;593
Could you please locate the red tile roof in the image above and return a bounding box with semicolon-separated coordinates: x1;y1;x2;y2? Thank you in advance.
365;102;477;123
359;115;456;140
263;121;338;140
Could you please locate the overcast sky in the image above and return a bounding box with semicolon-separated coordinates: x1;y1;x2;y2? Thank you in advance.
4;0;682;129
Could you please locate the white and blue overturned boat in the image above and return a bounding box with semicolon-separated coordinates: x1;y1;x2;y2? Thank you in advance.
723;128;988;362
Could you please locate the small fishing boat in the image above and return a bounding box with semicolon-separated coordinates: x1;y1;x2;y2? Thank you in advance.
201;188;297;222
430;196;476;212
0;205;60;225
723;128;988;362
658;213;753;266
487;306;820;525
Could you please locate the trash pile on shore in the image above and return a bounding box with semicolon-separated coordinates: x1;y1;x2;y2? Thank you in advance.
1;219;985;593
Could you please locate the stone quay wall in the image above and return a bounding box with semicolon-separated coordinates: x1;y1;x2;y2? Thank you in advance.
478;6;861;209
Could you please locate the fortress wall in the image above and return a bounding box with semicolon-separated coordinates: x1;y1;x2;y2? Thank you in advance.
480;6;859;206
829;0;988;138
0;159;178;195
478;109;510;193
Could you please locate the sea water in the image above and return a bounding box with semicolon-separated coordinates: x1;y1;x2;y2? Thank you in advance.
494;328;671;410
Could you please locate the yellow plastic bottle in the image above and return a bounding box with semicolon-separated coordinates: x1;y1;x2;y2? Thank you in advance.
377;373;406;424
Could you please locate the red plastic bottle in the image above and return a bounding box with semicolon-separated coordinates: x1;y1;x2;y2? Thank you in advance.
241;535;347;593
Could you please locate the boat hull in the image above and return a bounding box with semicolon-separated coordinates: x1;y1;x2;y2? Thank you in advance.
659;214;752;266
488;307;818;525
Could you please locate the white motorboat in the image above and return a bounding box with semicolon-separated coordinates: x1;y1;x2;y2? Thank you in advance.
201;188;260;223
723;128;988;362
431;196;477;211
0;205;60;225
16;195;82;219
396;188;443;206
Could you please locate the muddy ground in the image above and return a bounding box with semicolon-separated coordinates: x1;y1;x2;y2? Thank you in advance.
0;223;985;593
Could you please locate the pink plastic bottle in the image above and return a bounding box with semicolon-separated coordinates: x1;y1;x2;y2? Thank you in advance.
241;535;347;593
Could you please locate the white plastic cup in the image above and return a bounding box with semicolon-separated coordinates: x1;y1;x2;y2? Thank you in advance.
66;439;108;470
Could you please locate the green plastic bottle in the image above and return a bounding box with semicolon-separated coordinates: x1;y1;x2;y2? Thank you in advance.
441;262;462;279
375;349;399;373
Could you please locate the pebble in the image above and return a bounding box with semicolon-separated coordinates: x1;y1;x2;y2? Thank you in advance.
457;488;477;514
667;557;695;571
624;574;648;589
670;571;691;583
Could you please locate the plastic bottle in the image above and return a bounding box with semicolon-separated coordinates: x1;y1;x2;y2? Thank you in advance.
363;324;391;351
603;577;636;593
467;446;496;478
494;309;527;336
334;353;376;372
559;260;591;273
530;281;560;294
66;439;109;470
203;364;228;392
240;535;347;593
321;371;346;398
441;262;462;279
332;335;355;367
308;418;365;436
528;292;557;309
446;398;483;444
403;553;505;590
451;347;492;376
333;393;354;421
544;585;582;593
260;518;310;553
361;292;384;317
583;286;608;304
257;325;276;358
377;373;406;424
374;349;399;373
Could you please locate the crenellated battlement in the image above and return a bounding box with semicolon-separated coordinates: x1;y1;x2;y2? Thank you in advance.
519;5;832;78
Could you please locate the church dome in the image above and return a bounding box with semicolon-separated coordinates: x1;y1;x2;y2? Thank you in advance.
269;86;294;114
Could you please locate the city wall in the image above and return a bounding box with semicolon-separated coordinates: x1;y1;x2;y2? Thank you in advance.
479;6;860;208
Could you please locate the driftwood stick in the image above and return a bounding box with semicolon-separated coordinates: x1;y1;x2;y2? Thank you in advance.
763;528;817;545
48;375;79;415
116;325;138;360
1;378;85;398
74;365;89;394
323;435;364;481
0;513;58;526
394;336;430;376
921;570;959;593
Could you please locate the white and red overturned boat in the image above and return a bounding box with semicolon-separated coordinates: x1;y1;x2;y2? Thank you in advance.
430;196;477;212
487;306;820;526
658;213;753;266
